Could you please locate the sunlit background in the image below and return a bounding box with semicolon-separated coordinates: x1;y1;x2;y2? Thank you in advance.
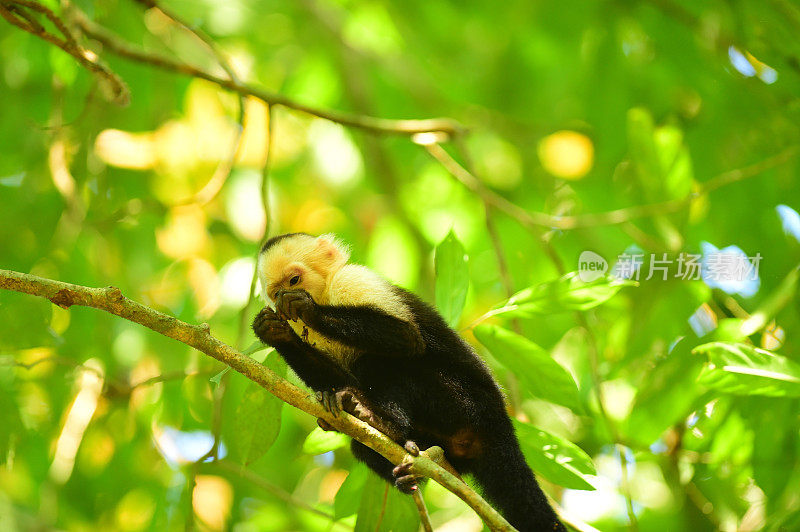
2;0;800;531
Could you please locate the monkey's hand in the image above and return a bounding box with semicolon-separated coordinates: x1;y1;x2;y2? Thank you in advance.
253;307;297;346
275;289;317;324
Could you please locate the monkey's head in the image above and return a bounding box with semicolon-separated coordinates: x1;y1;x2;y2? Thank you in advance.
257;233;350;306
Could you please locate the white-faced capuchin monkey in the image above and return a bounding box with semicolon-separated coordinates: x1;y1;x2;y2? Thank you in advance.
252;233;565;531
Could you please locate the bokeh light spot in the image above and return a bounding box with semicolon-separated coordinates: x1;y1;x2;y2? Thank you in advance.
193;475;233;531
538;130;594;180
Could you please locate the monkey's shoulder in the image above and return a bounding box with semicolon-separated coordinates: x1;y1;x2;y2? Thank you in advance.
326;264;414;323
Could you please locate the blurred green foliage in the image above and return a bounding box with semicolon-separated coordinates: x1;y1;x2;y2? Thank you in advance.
2;0;800;530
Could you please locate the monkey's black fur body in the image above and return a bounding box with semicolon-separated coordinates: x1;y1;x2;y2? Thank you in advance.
254;279;564;531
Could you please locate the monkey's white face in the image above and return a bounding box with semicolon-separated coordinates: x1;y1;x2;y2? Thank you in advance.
257;234;346;307
260;259;327;305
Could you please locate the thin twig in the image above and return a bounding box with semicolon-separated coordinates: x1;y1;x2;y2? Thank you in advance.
577;312;639;531
129;369;215;390
449;139;529;411
426;142;799;231
376;484;390;531
200;106;276;465
262;106;274;215
313;12;435;287
1;354;104;379
461;305;520;332
137;0;246;206
442;135;641;529
139;0;248;283
412;490;434;532
185;469;196;531
212;460;352;529
240;103;275;350
2;355;210;395
443;137;638;528
425;142;566;272
616;443;638;531
0;0;129;104
68;10;461;137
5;3;43;32
133;0;238;82
452;138;516;298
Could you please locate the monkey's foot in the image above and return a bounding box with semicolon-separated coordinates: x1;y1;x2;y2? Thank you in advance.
392;462;422;494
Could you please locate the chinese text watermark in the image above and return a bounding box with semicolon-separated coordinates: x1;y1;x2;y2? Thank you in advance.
578;251;762;283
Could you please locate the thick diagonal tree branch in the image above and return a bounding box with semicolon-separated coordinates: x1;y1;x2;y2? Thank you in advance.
0;269;515;531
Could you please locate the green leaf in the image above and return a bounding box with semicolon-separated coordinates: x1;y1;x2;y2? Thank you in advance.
381;484;420;532
0;293;54;350
693;342;800;397
514;420;596;490
182;373;213;424
654;126;693;200
0;370;23;461
626;109;692;247
496;272;635;317
233;352;288;464
49;47;78;85
335;463;369;520
741;266;799;336
354;472;390;532
742;398;799;502
625;338;709;446
339;466;419;532
209;368;227;386
434;230;469;327
627;109;693;201
474;325;583;412
242;341;270;359
627;108;661;188
211;346;272;385
302;427;350;454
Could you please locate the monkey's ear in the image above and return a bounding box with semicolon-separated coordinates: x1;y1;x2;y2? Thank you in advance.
316;234;350;262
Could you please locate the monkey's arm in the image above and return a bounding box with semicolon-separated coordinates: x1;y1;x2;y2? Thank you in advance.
252;307;355;391
275;290;424;357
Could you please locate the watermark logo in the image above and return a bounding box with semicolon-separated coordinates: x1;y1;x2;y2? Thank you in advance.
578;251;608;282
576;248;762;295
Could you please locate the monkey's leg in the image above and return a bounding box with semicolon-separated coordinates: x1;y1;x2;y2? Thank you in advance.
320;388;407;439
275;290;424;357
253;307;354;392
351;441;423;493
343;395;424;493
317;390;421;459
351;440;395;481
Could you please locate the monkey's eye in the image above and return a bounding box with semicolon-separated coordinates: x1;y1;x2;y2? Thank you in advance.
289;275;300;286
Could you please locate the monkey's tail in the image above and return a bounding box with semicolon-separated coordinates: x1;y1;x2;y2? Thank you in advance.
471;437;566;532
